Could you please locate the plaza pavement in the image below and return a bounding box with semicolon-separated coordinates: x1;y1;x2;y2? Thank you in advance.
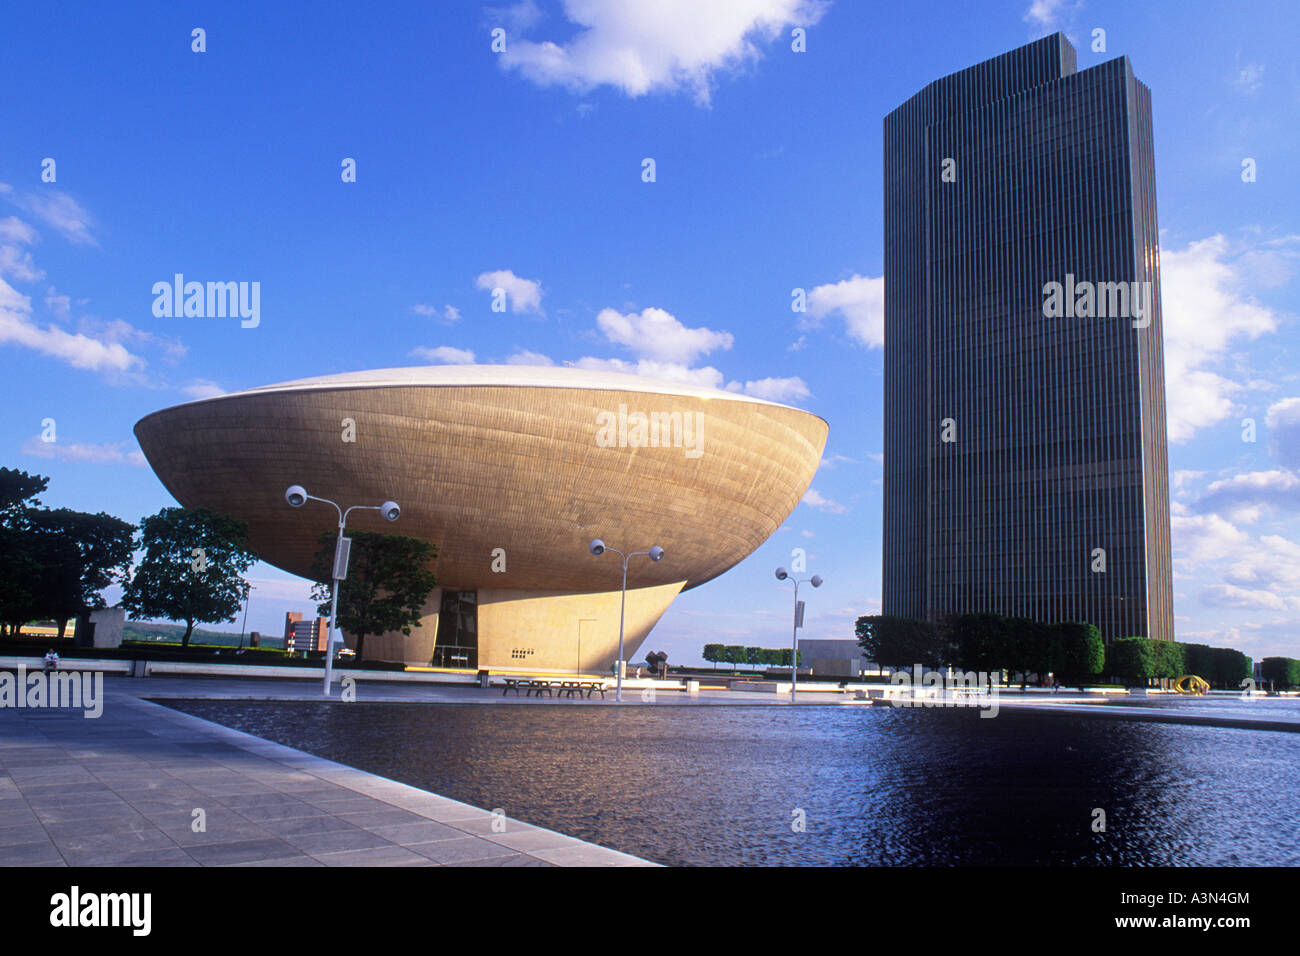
0;686;657;867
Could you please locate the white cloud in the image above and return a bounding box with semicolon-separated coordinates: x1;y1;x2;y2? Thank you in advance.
1266;396;1300;469
575;355;725;389
1173;511;1300;604
79;316;186;363
801;487;846;514
5;186;97;246
818;453;858;470
475;269;544;315
1232;60;1265;94
1160;235;1280;442
505;349;555;366
0;243;43;282
805;274;884;348
1194;470;1300;523
0;215;43;283
21;435;147;466
1172;470;1206;496
244;574;317;606
0;278;141;373
498;0;827;105
486;0;544;33
596;306;732;363
726;375;810;402
44;288;71;319
1023;0;1081;33
410;345;476;364
0;216;36;244
181;379;225;400
1199;583;1295;612
412;303;461;323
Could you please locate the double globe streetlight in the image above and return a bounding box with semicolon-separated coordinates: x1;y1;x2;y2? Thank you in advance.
589;539;663;703
775;567;822;703
285;485;400;696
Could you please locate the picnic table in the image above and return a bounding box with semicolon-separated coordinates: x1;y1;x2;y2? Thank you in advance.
500;677;606;699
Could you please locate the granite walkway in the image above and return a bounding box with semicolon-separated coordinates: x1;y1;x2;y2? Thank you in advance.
0;692;655;867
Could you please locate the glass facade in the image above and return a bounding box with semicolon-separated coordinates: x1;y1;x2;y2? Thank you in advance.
883;33;1173;641
432;590;478;668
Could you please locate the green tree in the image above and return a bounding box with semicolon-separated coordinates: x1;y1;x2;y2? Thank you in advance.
856;615;947;675
945;612;1012;673
1152;641;1186;682
1260;657;1300;690
723;645;746;673
702;643;724;670
309;530;437;662
26;508;136;637
744;646;764;671
1109;637;1159;687
0;466;47;520
1051;622;1105;688
1211;647;1252;690
1182;642;1215;683
0;469;135;638
0;467;49;636
1003;617;1052;689
121;507;256;647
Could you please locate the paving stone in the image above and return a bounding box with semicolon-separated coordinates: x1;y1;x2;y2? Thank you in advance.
281;827;395;854
404;836;521;864
185;837;305;865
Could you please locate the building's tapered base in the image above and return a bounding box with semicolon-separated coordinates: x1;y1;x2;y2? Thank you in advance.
350;580;687;674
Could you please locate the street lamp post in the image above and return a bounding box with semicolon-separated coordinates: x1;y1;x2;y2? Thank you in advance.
285;485;400;696
775;568;822;704
589;539;664;703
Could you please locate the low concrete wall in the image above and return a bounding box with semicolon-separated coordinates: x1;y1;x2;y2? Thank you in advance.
734;680;847;694
142;661;478;684
0;656;132;674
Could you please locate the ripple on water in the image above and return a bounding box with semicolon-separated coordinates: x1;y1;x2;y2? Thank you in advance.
163;700;1300;866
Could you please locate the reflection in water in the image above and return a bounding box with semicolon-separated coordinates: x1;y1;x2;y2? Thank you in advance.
166;701;1300;866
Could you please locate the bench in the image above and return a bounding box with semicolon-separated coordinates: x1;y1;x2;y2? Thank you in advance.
501;678;607;698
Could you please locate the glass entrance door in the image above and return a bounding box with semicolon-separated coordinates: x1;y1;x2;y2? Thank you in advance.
432;590;477;668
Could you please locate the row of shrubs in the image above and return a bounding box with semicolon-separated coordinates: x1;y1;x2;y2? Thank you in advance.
701;645;802;669
1260;656;1300;689
1108;638;1252;689
854;614;1288;690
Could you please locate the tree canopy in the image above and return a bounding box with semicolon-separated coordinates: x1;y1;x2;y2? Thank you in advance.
309;530;437;662
856;615;948;671
0;468;135;637
121;507;256;647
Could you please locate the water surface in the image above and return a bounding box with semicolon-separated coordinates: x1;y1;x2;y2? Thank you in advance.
166;700;1300;866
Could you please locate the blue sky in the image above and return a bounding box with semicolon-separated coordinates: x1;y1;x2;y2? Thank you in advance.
2;0;1298;664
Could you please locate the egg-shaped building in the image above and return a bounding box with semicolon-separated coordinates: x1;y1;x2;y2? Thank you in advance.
134;365;828;673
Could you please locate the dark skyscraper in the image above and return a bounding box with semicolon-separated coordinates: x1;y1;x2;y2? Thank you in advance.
882;33;1173;641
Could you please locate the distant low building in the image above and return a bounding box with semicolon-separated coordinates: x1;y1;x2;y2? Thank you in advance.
284;612;328;654
798;639;871;678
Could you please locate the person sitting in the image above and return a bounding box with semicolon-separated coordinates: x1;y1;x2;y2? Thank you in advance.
43;649;59;673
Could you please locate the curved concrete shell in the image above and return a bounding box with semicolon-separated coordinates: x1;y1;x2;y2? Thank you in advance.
134;365;828;672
